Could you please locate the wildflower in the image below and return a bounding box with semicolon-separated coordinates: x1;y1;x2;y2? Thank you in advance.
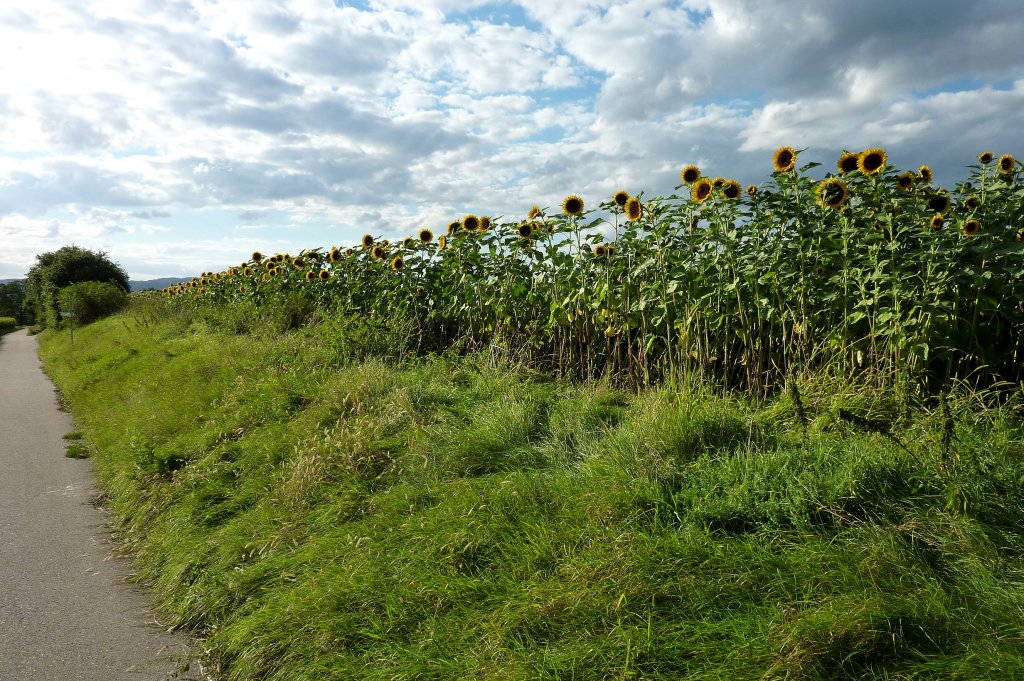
965;195;981;210
361;234;374;248
896;172;914;190
562;194;584;216
962;219;981;236
462;214;479;231
918;165;933;184
722;180;741;200
837;152;860;174
692;178;714;203
772;146;796;172
391;255;404;271
927;193;951;214
999;154;1017;174
930;214;945;230
625;197;642;221
419;228;433;243
978;151;994;164
816;178;848;207
613;189;630;206
858;148;887;175
679;165;701;185
527;205;541;219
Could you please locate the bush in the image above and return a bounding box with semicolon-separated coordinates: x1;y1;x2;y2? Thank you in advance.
57;281;129;325
0;317;16;333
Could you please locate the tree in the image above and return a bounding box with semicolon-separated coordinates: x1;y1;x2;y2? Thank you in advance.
25;246;130;327
0;280;31;325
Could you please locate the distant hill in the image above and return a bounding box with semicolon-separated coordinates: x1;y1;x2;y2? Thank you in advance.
130;277;189;292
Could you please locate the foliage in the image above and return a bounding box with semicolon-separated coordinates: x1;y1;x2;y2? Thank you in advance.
57;281;129;324
0;280;32;325
39;308;1024;681
25;245;130;328
0;316;17;333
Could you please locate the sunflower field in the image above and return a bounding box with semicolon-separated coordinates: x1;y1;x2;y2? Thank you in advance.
164;148;1024;394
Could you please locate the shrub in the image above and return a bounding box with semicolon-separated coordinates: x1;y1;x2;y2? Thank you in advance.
0;316;16;333
57;281;129;325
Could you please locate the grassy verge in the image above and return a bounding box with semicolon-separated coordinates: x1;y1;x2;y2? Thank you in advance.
39;306;1024;680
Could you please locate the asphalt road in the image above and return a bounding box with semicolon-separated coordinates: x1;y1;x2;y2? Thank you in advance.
0;329;201;680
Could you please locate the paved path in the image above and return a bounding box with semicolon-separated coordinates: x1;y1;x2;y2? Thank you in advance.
0;330;201;680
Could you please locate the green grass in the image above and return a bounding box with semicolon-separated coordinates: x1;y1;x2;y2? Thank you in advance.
39;307;1024;680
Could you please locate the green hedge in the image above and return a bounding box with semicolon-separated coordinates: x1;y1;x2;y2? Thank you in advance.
57;281;128;325
0;317;17;333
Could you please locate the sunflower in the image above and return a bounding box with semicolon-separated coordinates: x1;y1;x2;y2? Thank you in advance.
999;154;1017;174
816;178;849;207
419;228;433;243
462;214;480;231
711;176;725;188
837;152;860;174
305;271;316;281
625;197;642;221
896;172;914;191
329;247;342;262
319;269;330;281
391;255;404;271
371;245;385;259
692;178;714;203
1016;227;1024;242
518;222;534;238
293;258;306;269
722;180;741;200
918;165;933;184
480;216;491;232
962;219;981;237
858;148;887;175
562;194;584;216
927;193;951;214
361;234;374;248
270;267;280;276
965;195;981;210
679;165;701;185
527;205;541;219
251;251;264;262
978;151;994;164
746;184;757;196
613;189;630;206
772;146;796;172
243;267;251;276
814;265;826;276
606;245;617;257
344;248;353;257
593;244;607;257
447;220;461;235
438;235;447;250
930;214;945;230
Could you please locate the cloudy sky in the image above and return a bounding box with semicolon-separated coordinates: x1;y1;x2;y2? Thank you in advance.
1;0;1022;279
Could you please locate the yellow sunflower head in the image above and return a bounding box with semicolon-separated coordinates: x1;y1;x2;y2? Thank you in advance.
965;195;981;210
814;265;826;276
391;255;404;271
722;180;741;200
419;228;433;243
361;234;374;248
319;269;330;281
243;267;251;276
837;152;860;174
447;220;461;235
402;237;414;249
251;251;264;262
711;176;725;188
772;146;796;173
462;214;479;231
927;193;952;215
978;151;994;164
679;165;701;185
593;244;606;257
371;245;385;259
305;270;315;281
918;165;933;184
527;205;541;219
858;148;887;175
613;189;630;206
606;245;616;257
625;196;642;221
562;194;584;216
329;247;342;262
929;214;945;230
746;184;757;196
692;178;714;203
344;248;353;257
479;216;491;232
999;154;1017;174
438;235;447;250
518;222;534;239
962;219;981;237
816;178;849;208
1016;226;1024;242
896;172;914;191
293;258;306;269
